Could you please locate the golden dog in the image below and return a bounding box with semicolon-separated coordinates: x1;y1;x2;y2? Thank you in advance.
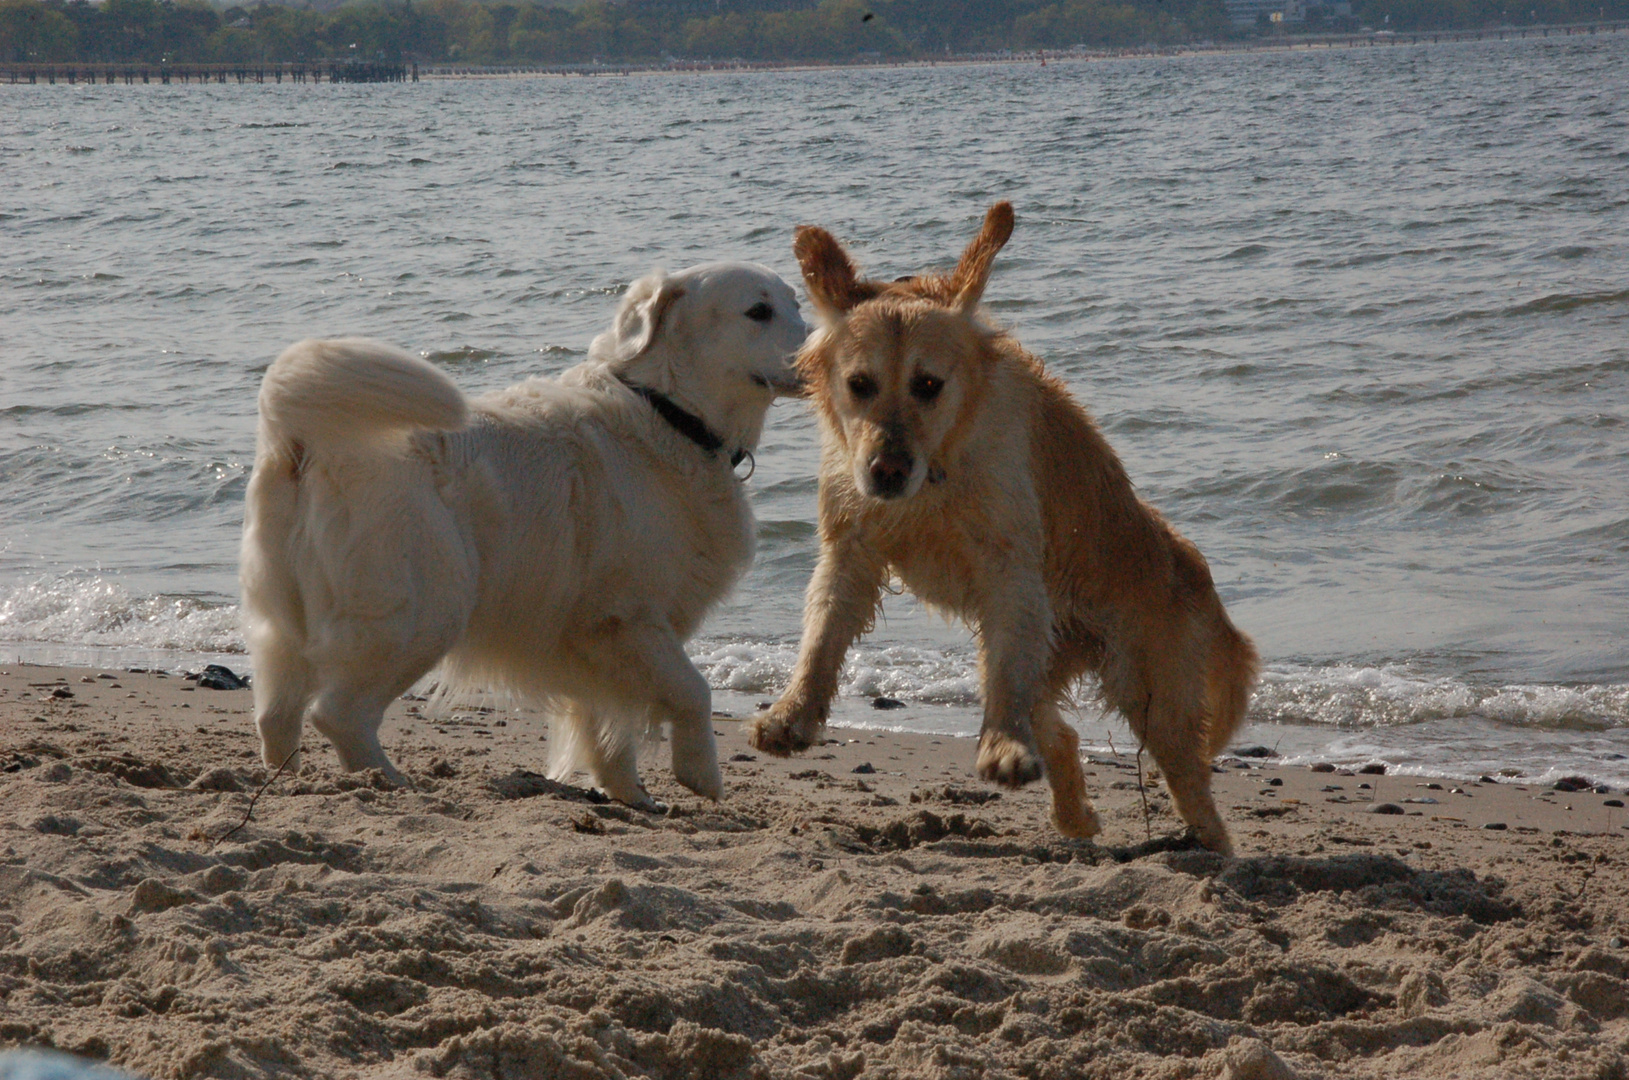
749;204;1257;854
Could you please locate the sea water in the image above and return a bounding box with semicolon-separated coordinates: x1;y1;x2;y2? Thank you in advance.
3;36;1626;786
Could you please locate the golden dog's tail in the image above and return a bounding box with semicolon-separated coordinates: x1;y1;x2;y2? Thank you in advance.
258;337;468;452
1205;620;1259;761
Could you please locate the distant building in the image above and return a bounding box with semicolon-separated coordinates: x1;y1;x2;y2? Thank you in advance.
1224;0;1350;25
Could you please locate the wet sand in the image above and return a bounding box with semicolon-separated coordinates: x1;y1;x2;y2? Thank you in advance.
2;664;1626;1079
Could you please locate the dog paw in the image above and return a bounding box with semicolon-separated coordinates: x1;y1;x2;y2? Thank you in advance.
673;758;724;802
976;731;1044;788
603;782;666;815
1192;823;1235;858
1052;800;1102;840
747;704;821;757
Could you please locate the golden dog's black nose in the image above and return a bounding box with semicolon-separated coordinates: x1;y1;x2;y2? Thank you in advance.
869;450;913;497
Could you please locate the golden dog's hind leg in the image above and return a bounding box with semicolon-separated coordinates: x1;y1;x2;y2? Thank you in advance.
1142;696;1234;856
1033;702;1100;839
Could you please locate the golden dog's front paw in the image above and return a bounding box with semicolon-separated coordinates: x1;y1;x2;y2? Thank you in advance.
1051;799;1102;840
747;702;822;757
1191;821;1235;858
976;730;1044;787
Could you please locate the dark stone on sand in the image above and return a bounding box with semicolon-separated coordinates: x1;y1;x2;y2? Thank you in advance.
1605;800;1625;808
1233;745;1277;758
487;768;607;804
1268;777;1283;787
1483;822;1508;830
197;664;250;690
853;762;876;774
1554;776;1593;792
871;697;907;710
128;878;201;915
29;814;81;835
188;767;242;792
729;753;756;762
1370;803;1404;815
49;687;73;699
1479;775;1498;784
1359;763;1387;775
841;924;914;965
1310;762;1336;773
77;753;177;789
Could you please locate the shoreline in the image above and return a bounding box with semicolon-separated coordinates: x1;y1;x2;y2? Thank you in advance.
5;639;1627;790
3;21;1626;89
2;661;1626;1078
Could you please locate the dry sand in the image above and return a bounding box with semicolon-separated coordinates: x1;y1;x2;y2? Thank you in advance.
2;663;1626;1079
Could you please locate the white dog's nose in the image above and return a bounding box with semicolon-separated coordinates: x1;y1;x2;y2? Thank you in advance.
763;368;805;397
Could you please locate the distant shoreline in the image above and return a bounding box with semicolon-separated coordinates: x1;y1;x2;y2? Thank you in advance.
416;19;1629;80
3;19;1625;88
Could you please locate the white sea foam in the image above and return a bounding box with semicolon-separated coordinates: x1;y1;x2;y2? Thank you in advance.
4;578;1625;787
1252;663;1629;731
0;576;244;656
2;580;1624;738
689;639;983;705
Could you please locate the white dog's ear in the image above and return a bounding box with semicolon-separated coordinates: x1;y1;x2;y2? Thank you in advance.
597;272;688;363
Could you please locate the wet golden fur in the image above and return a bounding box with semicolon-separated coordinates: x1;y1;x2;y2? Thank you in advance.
749;204;1257;854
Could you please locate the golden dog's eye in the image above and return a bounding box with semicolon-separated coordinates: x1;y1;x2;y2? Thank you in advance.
847;373;878;401
744;301;774;323
910;373;943;403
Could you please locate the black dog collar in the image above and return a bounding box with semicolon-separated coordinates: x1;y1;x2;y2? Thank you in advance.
617;377;748;469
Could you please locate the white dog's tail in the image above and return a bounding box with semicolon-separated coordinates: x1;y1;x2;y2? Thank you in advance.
258;337;468;450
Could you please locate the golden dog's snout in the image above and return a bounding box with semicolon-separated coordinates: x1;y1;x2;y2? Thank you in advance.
867;448;914;497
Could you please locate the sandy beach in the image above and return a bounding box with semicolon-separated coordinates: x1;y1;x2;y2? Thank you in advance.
1;662;1626;1079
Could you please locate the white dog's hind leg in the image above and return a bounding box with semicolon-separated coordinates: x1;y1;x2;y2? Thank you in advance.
307;685;407;784
634;629;722;802
666;683;722;803
549;701;663;811
251;638;313;774
585;730;663;812
575;624;723;803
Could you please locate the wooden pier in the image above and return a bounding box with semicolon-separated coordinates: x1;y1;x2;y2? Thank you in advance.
1;61;415;85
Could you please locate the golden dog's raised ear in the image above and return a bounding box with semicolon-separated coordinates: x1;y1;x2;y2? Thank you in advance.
594;272;687;363
948;202;1014;313
794;225;878;321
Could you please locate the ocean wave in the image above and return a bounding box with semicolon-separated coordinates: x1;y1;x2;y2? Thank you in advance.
1254;663;1629;731
0;576;244;655
689;639;982;706
3;580;1624;739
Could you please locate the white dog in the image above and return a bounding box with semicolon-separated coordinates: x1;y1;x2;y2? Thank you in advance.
240;263;806;808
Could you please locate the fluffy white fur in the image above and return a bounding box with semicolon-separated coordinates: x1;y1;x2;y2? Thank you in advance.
241;262;806;807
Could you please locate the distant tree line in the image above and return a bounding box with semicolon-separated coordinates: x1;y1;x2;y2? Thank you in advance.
2;0;1625;65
